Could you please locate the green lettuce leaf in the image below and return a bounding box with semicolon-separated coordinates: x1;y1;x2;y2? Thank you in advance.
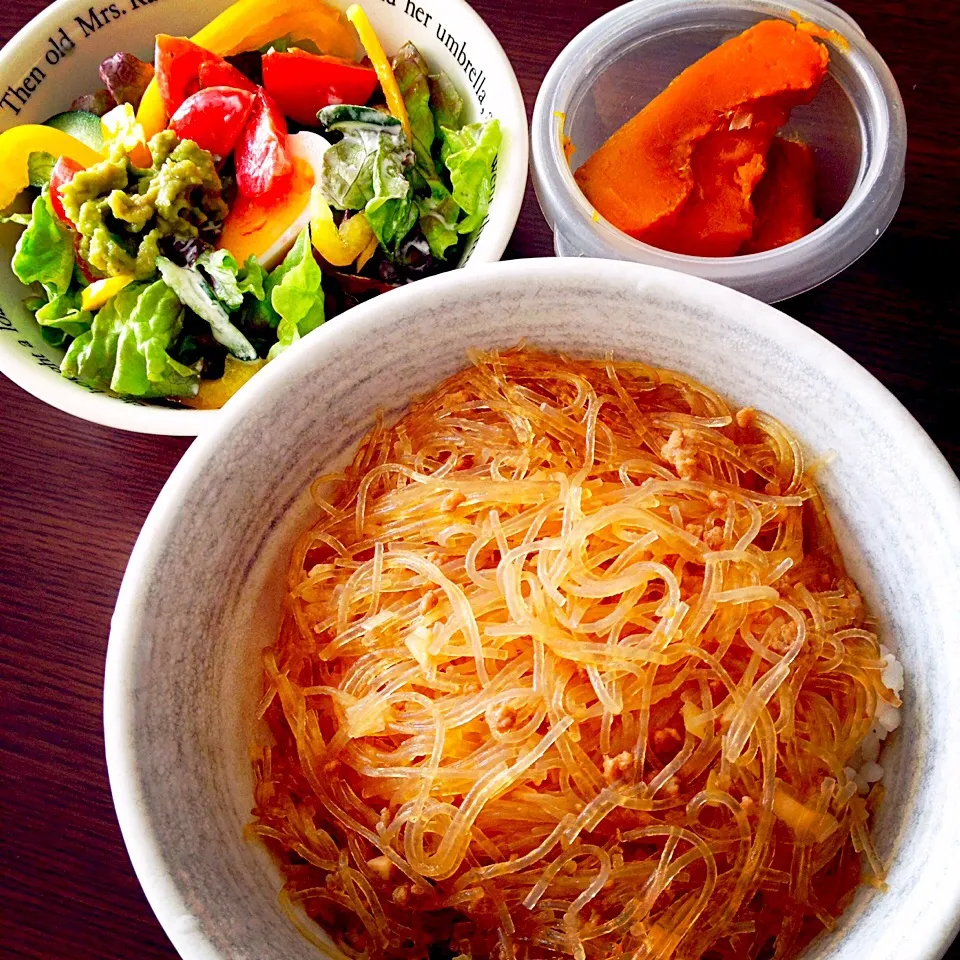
157;257;258;361
10;189;75;299
319;113;418;254
418;181;461;260
319;111;415;218
197;249;244;309
196;249;267;310
34;290;92;346
392;42;437;180
61;280;199;397
61;290;132;388
112;281;199;396
365;137;418;253
319;127;385;211
0;212;33;227
441;119;502;235
266;227;325;360
237;255;267;300
23;294;47;313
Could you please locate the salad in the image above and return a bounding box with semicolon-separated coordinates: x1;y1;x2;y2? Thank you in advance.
0;0;501;408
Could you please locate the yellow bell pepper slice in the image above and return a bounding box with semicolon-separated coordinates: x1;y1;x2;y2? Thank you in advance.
136;83;167;144
309;189;375;267
346;4;412;143
195;0;355;57
180;355;266;409
0;126;103;212
137;0;356;139
355;235;379;272
81;275;135;311
101;104;152;168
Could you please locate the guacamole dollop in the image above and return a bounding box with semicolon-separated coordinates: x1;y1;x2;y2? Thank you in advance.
60;131;228;281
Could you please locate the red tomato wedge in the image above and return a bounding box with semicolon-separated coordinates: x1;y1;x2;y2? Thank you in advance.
169;87;256;159
262;50;379;126
234;90;293;199
198;58;259;94
50;156;99;282
49;156;83;225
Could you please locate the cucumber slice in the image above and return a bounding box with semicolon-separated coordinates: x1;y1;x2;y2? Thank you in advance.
28;151;56;188
157;257;258;362
44;110;104;152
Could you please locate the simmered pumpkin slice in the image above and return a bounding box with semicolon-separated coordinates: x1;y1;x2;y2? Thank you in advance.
574;19;829;239
741;136;821;253
642;101;787;256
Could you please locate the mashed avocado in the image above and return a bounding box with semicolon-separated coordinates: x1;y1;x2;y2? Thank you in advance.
60;131;229;281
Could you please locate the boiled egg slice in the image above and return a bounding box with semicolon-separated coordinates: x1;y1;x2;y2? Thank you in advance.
217;131;330;269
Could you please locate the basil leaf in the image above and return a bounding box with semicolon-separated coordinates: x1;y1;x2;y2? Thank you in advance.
319;127;383;211
319;104;402;133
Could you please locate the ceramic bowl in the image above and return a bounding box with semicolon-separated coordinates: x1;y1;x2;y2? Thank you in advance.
106;258;960;960
0;0;527;434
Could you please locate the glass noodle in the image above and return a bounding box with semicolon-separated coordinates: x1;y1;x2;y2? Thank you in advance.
251;346;899;960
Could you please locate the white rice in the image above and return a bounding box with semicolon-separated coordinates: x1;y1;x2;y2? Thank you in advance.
845;647;904;795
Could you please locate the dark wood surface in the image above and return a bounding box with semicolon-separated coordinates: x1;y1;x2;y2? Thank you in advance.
1;1;957;958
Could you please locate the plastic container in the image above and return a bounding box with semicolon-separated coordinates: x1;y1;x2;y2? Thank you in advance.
531;0;907;302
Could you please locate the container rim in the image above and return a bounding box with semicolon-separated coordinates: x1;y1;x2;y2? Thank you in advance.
530;0;907;303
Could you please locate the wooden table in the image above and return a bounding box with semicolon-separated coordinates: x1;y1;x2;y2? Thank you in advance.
1;1;957;957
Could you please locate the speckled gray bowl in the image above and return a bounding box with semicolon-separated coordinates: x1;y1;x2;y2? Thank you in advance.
106;258;960;960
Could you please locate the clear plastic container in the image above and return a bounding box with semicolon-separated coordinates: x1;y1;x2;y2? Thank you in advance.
531;0;907;303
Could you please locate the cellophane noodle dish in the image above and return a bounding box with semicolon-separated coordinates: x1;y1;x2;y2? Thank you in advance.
251;346;904;960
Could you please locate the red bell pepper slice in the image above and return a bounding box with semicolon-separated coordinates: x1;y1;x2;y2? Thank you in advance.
169;87;257;160
262;50;379;126
234;90;293;199
155;35;257;116
155;35;214;116
198;58;259;95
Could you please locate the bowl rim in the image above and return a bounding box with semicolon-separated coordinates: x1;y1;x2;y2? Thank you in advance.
0;0;529;436
529;0;908;303
106;257;960;960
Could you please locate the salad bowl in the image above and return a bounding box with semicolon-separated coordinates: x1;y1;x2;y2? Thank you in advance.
0;0;527;434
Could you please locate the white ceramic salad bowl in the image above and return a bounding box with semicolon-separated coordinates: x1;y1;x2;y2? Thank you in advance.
0;0;527;434
106;259;960;960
